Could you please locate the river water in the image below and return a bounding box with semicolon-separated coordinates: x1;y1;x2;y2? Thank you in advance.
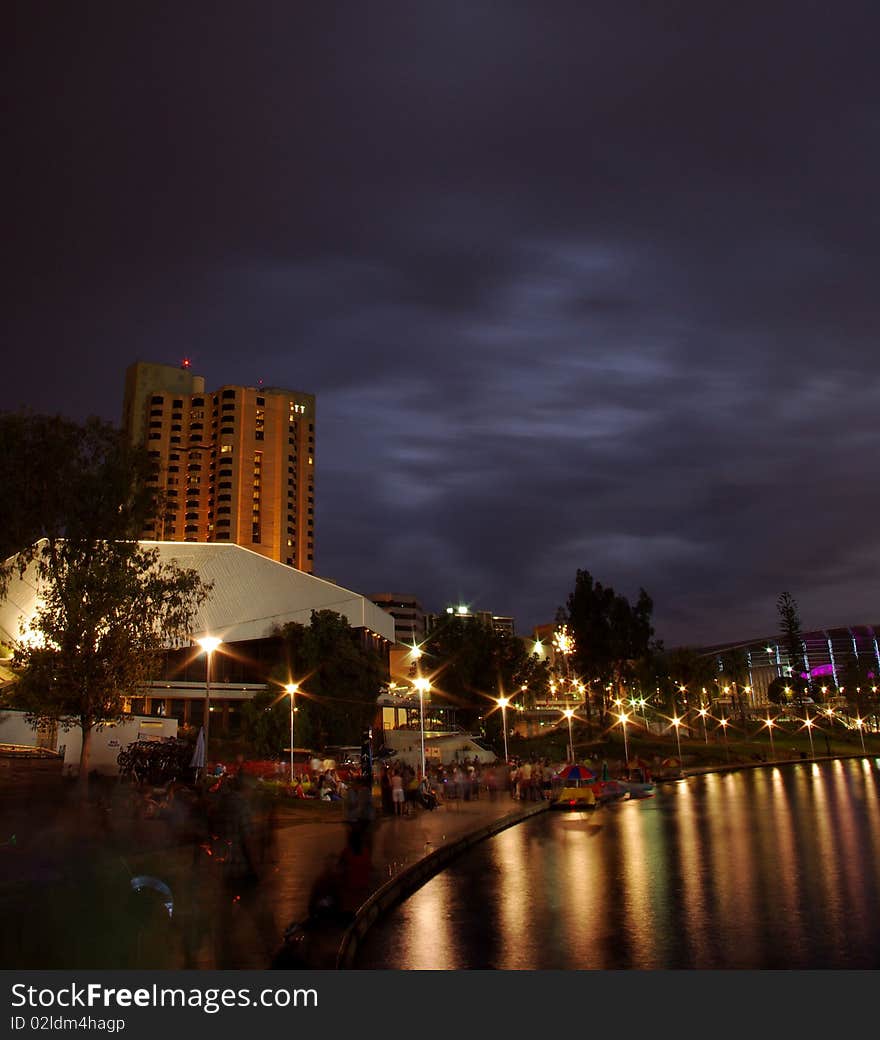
355;758;880;969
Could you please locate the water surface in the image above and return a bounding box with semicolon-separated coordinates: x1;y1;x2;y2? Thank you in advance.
356;759;880;969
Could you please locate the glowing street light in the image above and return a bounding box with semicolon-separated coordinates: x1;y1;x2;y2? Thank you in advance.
855;716;867;756
698;705;709;744
497;696;510;764
719;716;730;763
762;715;776;759
563;708;575;763
285;682;299;782
196;635;222;766
413;677;430;778
802;714;815;759
671;716;684;775
618;712;630;766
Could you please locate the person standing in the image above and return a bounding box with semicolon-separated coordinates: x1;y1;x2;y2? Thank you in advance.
390;769;405;816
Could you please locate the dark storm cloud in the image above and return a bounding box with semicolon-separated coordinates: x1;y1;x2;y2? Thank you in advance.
7;1;880;644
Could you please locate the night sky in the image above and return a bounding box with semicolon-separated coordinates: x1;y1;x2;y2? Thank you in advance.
7;3;880;647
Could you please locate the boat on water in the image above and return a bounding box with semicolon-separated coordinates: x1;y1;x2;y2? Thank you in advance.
551;764;654;810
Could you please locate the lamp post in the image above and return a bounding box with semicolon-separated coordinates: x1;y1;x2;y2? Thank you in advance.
763;715;776;759
497;696;510;763
698;705;709;744
285;682;299;782
196;635;222;766
671;716;683;775
618;712;630;767
856;716;867;756
638;697;649;731
802;714;815;759
564;708;575;763
413;677;430;779
719;716;730;763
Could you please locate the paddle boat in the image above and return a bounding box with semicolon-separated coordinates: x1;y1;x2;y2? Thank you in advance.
614;764;655;799
551;764;630;810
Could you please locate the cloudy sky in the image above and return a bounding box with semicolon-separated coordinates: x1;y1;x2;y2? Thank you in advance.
6;2;880;647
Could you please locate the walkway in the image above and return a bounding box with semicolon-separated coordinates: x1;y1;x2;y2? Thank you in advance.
0;784;551;970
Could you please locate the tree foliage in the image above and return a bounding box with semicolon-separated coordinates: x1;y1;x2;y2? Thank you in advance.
561;569;658;720
1;413;210;783
0;413;155;593
422;615;550;734
777;591;806;687
273;610;387;748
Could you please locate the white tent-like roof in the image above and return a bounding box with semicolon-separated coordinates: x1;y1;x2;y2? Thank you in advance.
0;541;395;648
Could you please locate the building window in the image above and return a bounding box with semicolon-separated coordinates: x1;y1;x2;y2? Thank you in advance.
148;432;161;440
217;506;231;515
222;389;236;399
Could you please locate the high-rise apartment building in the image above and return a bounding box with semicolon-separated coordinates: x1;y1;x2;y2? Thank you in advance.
123;360;316;572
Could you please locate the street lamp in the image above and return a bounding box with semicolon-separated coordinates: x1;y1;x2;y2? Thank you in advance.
618;712;630;767
638;697;648;730
563;708;575;763
196;635;222;766
285;682;299;783
413;677;430;779
802;714;815;759
671;716;683;775
762;715;776;759
855;716;867;756
497;696;510;764
719;716;730;763
698;705;709;744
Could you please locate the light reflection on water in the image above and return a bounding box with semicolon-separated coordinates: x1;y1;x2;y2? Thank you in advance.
355;760;880;969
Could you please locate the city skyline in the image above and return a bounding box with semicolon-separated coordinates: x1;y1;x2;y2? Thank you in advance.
7;4;880;646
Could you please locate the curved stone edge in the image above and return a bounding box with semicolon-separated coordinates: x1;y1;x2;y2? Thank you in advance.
335;801;550;969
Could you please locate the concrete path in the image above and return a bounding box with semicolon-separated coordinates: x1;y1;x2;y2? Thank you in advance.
1;777;552;970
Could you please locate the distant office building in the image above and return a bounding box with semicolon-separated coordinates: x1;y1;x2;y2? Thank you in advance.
368;593;426;647
123;360;315;572
426;604;516;637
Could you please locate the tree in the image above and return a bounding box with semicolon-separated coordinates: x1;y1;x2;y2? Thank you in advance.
274;610;387;748
766;676;794;708
1;413;210;787
0;412;155;594
561;570;658;723
422;614;549;735
655;647;718;718
777;591;807;704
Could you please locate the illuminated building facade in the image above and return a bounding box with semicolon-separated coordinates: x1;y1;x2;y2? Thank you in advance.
123;360;316;572
426;604;516;636
368;593;426;647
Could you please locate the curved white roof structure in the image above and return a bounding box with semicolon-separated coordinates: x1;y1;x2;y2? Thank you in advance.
0;541;395;648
